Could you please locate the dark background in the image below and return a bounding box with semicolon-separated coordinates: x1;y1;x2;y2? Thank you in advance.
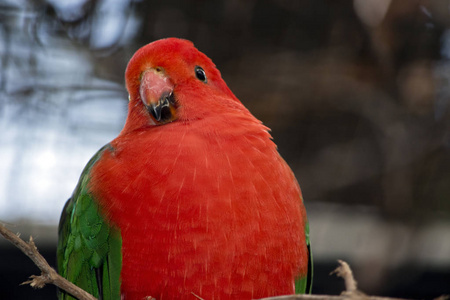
1;0;449;299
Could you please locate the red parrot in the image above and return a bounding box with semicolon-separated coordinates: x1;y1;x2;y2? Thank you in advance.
57;38;312;300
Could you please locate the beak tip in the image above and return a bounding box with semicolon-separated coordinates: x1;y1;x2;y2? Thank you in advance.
146;92;175;123
148;103;161;122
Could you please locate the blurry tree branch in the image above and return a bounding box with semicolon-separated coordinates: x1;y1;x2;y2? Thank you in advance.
330;260;358;293
0;222;445;300
0;222;97;300
260;260;420;300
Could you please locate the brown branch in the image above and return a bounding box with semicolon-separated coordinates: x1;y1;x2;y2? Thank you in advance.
258;260;416;300
330;260;358;294
1;222;446;300
258;295;415;300
0;222;97;300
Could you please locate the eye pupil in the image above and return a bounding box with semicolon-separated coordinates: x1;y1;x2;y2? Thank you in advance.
195;66;207;82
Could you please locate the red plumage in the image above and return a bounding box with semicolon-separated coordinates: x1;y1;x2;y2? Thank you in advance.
89;38;308;300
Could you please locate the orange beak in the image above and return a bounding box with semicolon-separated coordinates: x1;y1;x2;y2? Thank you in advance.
139;69;177;123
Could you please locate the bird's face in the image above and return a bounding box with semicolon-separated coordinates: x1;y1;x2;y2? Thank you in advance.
125;38;238;128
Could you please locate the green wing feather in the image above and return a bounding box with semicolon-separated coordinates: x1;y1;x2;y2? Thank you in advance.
295;220;313;294
57;144;122;300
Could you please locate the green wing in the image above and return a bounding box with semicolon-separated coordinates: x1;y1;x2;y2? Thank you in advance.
57;144;122;300
295;220;313;294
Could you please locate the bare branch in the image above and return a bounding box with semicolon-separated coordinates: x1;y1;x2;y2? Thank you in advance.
258;260;415;300
0;222;97;300
258;294;415;300
1;222;445;300
330;260;358;293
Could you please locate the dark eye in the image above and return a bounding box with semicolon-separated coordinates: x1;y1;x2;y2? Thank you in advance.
195;66;207;82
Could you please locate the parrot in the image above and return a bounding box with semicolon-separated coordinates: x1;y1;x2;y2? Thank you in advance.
57;38;312;300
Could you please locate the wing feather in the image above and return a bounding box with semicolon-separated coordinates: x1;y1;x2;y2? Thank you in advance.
295;220;313;294
57;144;122;300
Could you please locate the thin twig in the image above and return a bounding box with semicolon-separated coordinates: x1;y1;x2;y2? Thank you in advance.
330;260;358;294
258;294;415;300
258;260;414;300
0;222;97;300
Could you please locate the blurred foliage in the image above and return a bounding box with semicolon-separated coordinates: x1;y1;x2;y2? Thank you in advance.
13;0;450;220
4;0;449;219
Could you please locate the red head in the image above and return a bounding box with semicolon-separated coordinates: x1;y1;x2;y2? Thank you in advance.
123;38;242;133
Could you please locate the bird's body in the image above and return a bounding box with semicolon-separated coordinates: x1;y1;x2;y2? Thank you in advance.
58;38;311;300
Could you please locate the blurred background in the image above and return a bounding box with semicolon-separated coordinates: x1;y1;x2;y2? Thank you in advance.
0;0;449;299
